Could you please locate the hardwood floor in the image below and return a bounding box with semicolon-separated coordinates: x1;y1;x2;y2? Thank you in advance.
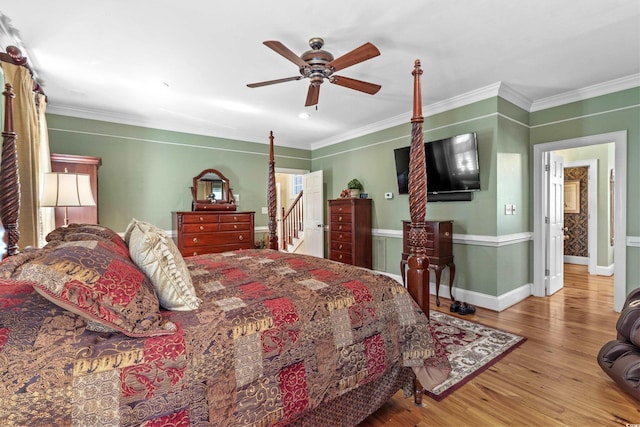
360;264;639;426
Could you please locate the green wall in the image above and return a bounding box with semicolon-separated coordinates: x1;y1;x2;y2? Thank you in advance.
46;115;311;233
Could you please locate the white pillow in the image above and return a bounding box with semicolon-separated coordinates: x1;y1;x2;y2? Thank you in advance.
126;219;201;311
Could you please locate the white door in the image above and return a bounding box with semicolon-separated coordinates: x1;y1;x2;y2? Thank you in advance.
302;170;324;258
546;152;565;295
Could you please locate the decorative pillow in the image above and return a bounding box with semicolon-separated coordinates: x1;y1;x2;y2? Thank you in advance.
125;218;201;311
45;223;129;257
7;241;176;337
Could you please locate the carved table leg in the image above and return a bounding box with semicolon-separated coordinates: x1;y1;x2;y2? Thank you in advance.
434;266;442;306
448;262;456;302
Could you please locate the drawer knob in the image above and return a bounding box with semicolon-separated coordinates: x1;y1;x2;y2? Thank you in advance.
339;244;343;250
199;216;204;222
445;232;450;237
233;216;238;221
199;225;204;230
338;216;343;221
339;254;343;259
193;237;198;243
338;207;343;212
339;234;343;239
239;235;243;241
338;225;343;230
234;224;238;229
193;252;198;256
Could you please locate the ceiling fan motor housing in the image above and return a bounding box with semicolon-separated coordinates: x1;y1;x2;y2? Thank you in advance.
301;39;335;84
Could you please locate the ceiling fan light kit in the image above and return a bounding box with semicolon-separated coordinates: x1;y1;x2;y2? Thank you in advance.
247;37;381;107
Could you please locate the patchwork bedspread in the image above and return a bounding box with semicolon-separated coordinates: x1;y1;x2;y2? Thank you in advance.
0;249;442;426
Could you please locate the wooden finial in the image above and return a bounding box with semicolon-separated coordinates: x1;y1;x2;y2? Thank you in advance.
412;59;424;123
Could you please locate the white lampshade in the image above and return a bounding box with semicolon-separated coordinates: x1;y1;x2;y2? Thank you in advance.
40;172;96;207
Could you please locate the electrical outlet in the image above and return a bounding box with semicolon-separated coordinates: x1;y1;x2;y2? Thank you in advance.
261;207;268;214
384;192;393;200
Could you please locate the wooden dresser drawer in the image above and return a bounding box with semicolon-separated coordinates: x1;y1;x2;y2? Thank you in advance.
329;251;351;263
219;222;252;232
183;223;219;233
330;213;352;224
330;231;352;243
183;214;219;224
182;231;251;247
330;241;352;253
219;213;252;223
331;203;352;215
181;242;253;257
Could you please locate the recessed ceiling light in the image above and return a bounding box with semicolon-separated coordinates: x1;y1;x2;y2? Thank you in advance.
298;112;310;119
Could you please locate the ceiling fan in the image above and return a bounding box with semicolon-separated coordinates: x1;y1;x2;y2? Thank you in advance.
247;37;381;107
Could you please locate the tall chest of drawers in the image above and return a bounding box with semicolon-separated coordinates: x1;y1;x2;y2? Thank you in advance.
173;211;255;257
328;198;372;268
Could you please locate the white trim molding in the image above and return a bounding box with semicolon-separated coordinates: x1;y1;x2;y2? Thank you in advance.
372;228;532;247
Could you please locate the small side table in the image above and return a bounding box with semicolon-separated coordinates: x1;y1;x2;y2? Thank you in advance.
401;220;455;306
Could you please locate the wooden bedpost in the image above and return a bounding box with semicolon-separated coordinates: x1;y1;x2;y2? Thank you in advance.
406;60;429;312
0;83;20;257
267;131;278;250
407;59;430;406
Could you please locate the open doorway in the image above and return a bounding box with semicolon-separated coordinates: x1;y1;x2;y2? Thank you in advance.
533;131;627;311
561;158;598;276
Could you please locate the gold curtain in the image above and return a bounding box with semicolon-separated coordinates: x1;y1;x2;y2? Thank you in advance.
36;93;55;245
0;62;41;249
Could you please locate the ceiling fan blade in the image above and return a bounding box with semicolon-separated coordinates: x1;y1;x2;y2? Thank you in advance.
330;75;381;95
327;42;380;72
305;84;320;107
247;76;302;88
263;40;308;68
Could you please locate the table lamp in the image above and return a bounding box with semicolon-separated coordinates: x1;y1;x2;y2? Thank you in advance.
40;170;96;226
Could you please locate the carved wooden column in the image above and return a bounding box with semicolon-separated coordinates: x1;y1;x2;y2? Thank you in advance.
406;60;429;312
267;131;278;250
0;84;20;257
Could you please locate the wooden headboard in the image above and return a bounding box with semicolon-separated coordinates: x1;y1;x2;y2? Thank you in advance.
265;60;431;311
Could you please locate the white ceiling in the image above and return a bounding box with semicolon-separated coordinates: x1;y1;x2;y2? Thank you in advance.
1;1;639;150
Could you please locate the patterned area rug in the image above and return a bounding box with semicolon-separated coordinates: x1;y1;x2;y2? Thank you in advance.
425;310;527;401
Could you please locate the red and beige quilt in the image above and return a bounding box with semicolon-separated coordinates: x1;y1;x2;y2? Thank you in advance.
0;249;445;426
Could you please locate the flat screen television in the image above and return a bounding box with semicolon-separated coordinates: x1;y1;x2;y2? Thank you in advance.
394;132;480;195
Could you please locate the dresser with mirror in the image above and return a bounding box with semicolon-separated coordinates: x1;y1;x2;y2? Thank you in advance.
174;169;255;256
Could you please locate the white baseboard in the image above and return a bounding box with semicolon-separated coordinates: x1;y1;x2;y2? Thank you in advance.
564;255;588;265
596;264;615;276
375;270;531;312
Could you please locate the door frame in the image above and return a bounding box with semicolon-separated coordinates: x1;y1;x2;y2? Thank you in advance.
533;131;627;311
563;159;597;275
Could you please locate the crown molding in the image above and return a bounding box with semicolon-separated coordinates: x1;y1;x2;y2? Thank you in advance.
46;103;304;150
311;82;511;150
530;73;640;112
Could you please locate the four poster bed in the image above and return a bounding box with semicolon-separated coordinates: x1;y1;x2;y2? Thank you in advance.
0;53;447;426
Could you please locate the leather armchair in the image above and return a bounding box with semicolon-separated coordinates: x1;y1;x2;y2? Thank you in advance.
597;288;640;401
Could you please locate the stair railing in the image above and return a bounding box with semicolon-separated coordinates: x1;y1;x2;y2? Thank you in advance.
281;191;303;251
